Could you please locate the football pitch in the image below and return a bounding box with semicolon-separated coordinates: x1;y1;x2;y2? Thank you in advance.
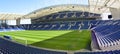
0;30;91;51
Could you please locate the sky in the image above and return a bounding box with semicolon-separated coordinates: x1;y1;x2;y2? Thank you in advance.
0;0;88;14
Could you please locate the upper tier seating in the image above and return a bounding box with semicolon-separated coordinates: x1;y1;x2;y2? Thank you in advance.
34;11;101;20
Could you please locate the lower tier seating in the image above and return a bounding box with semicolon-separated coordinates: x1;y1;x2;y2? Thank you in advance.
91;20;120;50
75;50;120;54
0;38;67;54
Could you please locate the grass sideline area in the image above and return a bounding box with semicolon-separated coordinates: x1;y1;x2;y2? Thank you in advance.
0;30;91;51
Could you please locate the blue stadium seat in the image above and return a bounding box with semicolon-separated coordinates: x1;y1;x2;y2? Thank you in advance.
59;22;69;30
52;14;59;19
43;23;52;30
67;12;74;18
69;21;80;30
75;12;82;18
51;23;60;30
80;21;89;29
59;13;66;18
83;12;89;18
45;15;52;19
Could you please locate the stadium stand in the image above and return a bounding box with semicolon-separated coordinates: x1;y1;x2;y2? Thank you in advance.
15;21;90;30
75;50;120;54
1;4;120;54
91;20;120;50
0;20;111;31
0;0;120;53
1;16;120;54
32;11;101;21
0;37;67;54
0;25;24;32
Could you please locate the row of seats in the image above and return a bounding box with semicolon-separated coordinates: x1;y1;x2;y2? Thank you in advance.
0;20;97;31
91;20;120;49
0;25;24;32
22;20;118;30
18;21;94;30
34;11;101;20
0;37;67;54
75;50;120;54
1;20;120;31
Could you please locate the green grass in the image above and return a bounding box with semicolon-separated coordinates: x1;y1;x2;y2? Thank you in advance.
0;30;91;51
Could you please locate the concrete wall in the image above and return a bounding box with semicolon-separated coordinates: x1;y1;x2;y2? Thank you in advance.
110;8;120;20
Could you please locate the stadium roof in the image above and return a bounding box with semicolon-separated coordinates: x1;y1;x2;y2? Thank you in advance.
89;0;120;13
1;0;120;20
23;0;120;19
23;4;92;19
0;13;23;20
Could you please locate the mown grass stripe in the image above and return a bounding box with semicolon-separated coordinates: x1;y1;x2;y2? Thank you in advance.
0;30;91;51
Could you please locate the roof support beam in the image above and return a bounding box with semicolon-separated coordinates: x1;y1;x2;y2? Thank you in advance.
102;0;117;13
